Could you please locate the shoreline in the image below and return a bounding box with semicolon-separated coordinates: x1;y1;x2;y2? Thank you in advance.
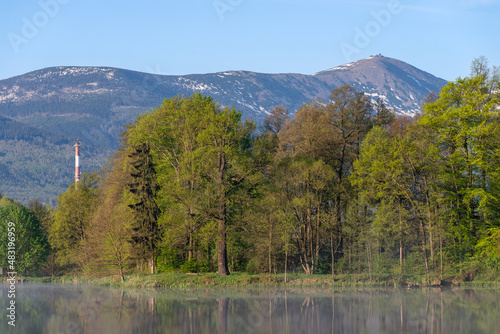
4;272;499;289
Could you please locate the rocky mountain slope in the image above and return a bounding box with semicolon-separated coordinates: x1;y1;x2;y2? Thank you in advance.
0;55;447;203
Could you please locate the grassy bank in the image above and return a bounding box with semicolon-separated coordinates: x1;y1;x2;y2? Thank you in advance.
13;272;500;288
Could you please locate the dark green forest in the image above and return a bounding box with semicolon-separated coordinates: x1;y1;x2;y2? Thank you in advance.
1;59;499;283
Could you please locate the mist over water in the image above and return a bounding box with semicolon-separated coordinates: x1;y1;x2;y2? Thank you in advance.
1;283;499;333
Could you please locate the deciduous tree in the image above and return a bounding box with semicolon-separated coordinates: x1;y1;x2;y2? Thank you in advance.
49;173;100;269
0;201;49;276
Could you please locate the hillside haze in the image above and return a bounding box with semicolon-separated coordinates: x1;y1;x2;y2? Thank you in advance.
0;55;447;203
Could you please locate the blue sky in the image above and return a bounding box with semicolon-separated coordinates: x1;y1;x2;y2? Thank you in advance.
1;0;499;81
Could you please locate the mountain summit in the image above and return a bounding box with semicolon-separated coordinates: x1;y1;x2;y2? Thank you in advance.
0;56;447;203
313;55;446;114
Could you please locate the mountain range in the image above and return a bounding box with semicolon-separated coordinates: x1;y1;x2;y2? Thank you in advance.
0;55;447;203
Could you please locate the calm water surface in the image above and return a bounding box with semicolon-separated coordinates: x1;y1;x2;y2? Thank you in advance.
1;283;499;333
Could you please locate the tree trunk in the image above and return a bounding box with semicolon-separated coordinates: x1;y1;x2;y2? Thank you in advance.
300;254;312;275
150;230;155;274
217;151;230;276
334;194;342;251
426;188;435;267
284;245;288;284
331;232;335;281
217;211;229;276
269;215;272;274
367;244;372;282
440;235;443;280
150;246;155;274
399;200;403;273
419;219;429;274
188;233;193;261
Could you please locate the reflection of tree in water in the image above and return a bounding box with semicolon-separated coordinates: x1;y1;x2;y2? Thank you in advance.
0;285;52;334
46;285;116;333
218;297;228;334
3;285;500;333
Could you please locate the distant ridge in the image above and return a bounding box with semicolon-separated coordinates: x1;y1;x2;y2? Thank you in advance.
0;56;447;203
0;55;446;120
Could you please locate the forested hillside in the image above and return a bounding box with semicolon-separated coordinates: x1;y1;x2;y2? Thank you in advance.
1;59;498;282
0;56;447;203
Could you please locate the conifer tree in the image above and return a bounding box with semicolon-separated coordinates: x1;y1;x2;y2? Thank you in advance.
128;142;160;274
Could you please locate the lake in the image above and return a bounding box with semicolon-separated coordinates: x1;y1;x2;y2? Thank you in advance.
1;283;499;333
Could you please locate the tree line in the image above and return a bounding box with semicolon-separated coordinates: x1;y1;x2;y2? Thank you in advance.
1;58;499;281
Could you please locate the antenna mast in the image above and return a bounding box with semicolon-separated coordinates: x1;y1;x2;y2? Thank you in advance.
74;141;81;183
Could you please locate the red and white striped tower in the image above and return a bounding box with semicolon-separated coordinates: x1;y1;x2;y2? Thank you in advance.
74;141;81;183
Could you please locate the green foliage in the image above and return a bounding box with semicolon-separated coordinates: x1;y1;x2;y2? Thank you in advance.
127;142;160;274
79;150;135;282
27;199;53;237
178;258;211;273
274;156;335;274
347;62;500;279
49;173;101;269
125;93;255;276
419;72;500;269
0;202;49;276
475;227;500;275
14;60;499;281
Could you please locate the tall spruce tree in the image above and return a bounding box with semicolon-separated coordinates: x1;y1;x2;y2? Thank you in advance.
128;142;160;274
